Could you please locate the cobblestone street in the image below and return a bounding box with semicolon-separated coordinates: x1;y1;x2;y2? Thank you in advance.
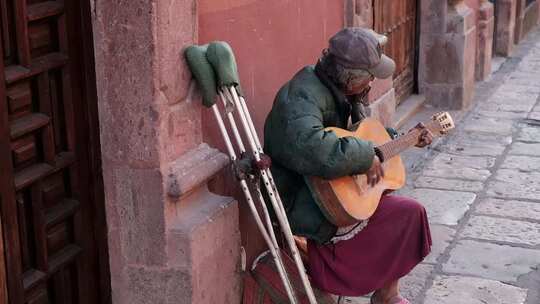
345;26;540;304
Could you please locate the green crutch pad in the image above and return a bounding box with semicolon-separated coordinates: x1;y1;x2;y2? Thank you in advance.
184;44;217;107
207;41;244;96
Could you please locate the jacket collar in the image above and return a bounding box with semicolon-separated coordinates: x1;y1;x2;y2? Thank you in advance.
314;62;351;124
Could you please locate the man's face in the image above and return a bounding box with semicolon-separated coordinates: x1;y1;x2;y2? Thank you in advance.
343;74;374;96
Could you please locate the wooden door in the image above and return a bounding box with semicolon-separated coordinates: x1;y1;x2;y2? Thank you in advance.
374;0;418;104
0;0;110;303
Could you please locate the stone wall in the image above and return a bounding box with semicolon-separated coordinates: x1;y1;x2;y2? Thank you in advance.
418;0;477;109
495;0;517;56
476;1;495;80
92;0;241;303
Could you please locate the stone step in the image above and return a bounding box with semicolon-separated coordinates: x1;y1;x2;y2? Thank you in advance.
393;94;426;129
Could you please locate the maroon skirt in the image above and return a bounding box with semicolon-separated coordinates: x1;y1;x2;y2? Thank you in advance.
307;195;432;296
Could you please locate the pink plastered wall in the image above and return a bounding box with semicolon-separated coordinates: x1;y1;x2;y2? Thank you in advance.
198;0;344;262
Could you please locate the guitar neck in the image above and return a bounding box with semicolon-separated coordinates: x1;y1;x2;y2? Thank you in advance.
377;120;441;161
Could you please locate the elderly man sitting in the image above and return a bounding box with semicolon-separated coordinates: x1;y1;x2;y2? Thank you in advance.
263;28;433;304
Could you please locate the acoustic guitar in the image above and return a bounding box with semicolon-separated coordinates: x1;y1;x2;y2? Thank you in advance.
307;112;455;227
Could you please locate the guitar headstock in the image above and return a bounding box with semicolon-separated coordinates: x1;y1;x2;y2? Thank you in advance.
432;112;455;134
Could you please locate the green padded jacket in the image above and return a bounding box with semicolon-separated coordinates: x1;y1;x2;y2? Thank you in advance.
263;65;380;244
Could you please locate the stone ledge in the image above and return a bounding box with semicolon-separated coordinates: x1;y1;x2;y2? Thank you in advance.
393;94;425;129
167;143;230;198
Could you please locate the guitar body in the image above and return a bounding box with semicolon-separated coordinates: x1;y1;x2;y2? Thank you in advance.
309;118;406;227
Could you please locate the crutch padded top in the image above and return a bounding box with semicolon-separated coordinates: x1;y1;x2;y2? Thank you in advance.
207;41;244;96
184;44;217;107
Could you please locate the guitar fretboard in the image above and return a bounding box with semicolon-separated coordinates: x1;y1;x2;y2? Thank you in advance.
377;120;441;161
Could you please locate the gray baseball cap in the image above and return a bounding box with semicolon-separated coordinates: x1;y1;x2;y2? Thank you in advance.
328;27;396;79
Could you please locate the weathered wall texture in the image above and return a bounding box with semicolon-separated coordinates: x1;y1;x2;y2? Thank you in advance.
92;0;241;303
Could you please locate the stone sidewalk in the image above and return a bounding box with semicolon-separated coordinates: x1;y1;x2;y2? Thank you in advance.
344;27;540;304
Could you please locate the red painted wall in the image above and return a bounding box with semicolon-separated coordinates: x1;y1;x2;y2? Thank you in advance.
199;0;343;140
198;0;344;262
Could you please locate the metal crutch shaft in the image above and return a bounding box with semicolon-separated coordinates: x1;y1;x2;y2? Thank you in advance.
216;92;299;302
218;92;286;257
210;104;299;304
226;87;319;304
237;95;288;217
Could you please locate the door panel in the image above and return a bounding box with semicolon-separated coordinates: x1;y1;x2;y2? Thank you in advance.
0;1;109;303
374;0;417;104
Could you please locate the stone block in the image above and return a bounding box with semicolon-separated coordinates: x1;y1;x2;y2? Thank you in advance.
523;1;540;35
425;225;456;264
166;143;229;198
514;0;527;44
167;188;241;304
421;153;495;181
418;3;476;110
124;266;190;304
508;142;540;156
476;197;540;221
529;112;540;120
486;169;540;200
156;0;197;106
440;142;506;157
422;165;491;182
421;85;473;109
505;73;540;90
424;275;527;304
105;165;167;266
397;188;476;226
517;125;540;142
93;0;162;167
444;240;540;282
442;131;513;157
478;100;535;112
161;87;205;162
462;215;540;246
428;153;496;170
475;1;495;81
500;155;540;171
475;110;529;120
494;0;517;56
419;0;448;34
462;115;515;135
414;176;484;192
400;264;434;302
366;88;396;127
421;37;465;84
